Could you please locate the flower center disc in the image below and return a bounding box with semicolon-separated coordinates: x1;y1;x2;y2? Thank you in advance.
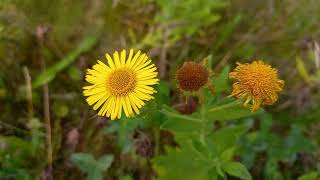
108;69;136;96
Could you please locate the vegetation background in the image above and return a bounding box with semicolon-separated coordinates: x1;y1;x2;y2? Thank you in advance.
0;0;320;179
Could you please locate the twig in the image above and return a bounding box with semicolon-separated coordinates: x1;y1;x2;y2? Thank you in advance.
268;0;275;16
314;41;320;69
23;67;33;118
159;28;169;79
36;25;53;179
0;120;45;136
214;51;232;72
42;73;53;175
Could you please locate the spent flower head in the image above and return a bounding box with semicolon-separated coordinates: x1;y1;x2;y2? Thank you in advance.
176;61;212;92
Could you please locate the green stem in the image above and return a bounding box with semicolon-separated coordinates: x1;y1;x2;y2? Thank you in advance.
154;127;160;156
199;102;208;145
208;99;242;112
159;109;201;122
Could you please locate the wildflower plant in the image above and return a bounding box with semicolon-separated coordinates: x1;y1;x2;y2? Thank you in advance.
100;57;283;179
84;52;284;179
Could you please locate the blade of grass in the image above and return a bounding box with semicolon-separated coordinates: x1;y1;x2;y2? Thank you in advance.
32;36;97;89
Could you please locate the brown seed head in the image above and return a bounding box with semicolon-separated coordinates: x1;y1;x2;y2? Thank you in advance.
176;61;209;91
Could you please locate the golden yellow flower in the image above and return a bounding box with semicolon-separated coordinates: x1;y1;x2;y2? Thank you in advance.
229;60;284;111
83;49;159;120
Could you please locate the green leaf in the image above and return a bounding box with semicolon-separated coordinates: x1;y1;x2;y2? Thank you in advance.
97;155;114;171
0;168;32;180
208;125;248;154
161;105;201;122
153;146;209;180
296;56;310;83
298;171;318;180
211;66;230;94
155;80;170;105
220;147;235;161
222;162;252;180
160;105;202;133
207;168;219;180
103;117;143;153
70;153;97;173
0;136;33;167
120;175;134;180
215;163;225;179
70;153;113;180
207;99;263;121
32;36;97;88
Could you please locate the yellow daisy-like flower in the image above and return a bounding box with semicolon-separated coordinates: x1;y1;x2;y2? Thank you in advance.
83;49;159;120
229;60;284;112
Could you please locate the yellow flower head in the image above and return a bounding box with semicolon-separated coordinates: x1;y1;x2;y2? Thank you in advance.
229;60;284;111
83;49;159;120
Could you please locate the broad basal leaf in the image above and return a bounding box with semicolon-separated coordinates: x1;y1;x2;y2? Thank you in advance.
222;162;252;180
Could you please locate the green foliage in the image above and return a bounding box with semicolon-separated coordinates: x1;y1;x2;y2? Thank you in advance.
240;114;316;179
138;0;228;47
298;171;319;180
154;119;252;179
156;0;228;36
211;66;231;94
0;135;42;179
222;162;251;180
104;80;170;153
154;67;255;179
70;153;113;180
104;117;143;153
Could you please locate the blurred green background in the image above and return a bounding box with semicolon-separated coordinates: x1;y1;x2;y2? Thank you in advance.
0;0;320;179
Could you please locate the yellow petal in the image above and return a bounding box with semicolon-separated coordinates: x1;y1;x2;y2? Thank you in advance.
110;99;118;120
121;97;129;117
97;60;111;70
133;54;148;70
128;94;140;114
117;97;122;119
136;87;156;94
106;97;115;117
93;94;110;110
134;60;151;71
98;98;110;116
130;93;146;107
128;50;141;68
125;96;134;117
120;49;126;66
83;86;106;96
137;64;156;73
93;63;110;74
86;92;105;105
105;53;115;69
137;79;159;86
113;51;121;68
125;49;134;67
